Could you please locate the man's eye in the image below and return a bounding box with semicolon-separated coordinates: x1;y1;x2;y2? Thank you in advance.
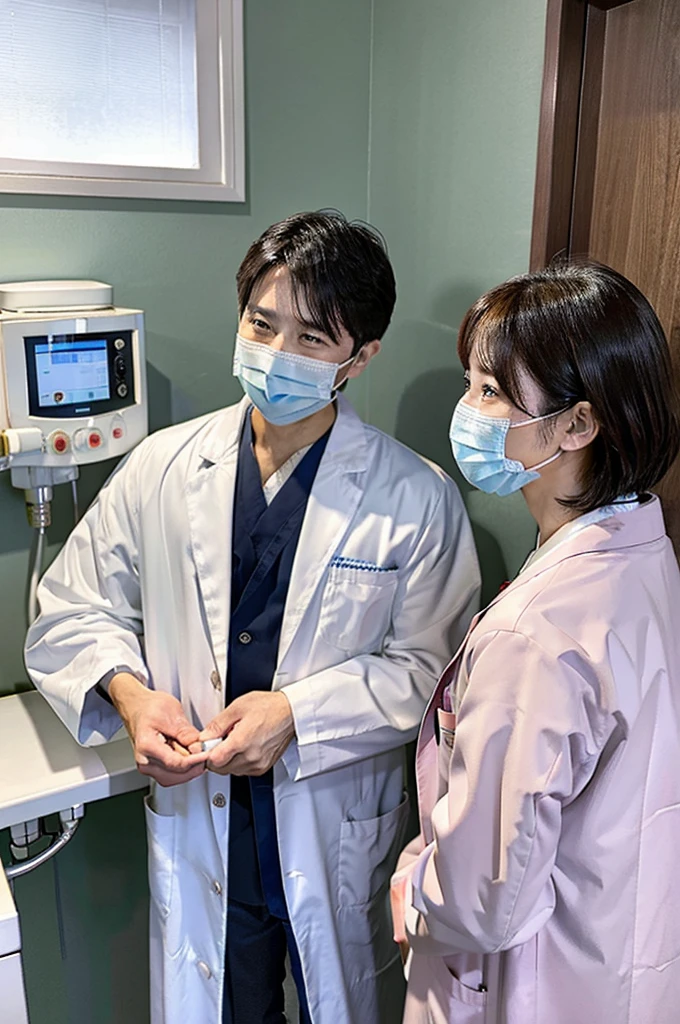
250;317;271;331
301;334;325;345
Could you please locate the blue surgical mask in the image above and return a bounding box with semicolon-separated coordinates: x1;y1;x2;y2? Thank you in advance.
449;400;564;496
233;334;356;426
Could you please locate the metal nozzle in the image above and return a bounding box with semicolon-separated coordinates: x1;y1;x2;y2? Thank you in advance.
24;485;53;528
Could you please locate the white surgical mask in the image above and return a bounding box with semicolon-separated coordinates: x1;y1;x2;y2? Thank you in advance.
233;334;356;425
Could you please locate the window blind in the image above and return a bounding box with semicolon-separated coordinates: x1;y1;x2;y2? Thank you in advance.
0;0;199;169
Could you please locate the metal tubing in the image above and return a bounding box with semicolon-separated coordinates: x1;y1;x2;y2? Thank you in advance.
5;818;81;880
27;527;46;626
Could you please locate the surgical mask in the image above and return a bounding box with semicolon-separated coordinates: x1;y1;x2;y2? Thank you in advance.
449;400;564;497
233;334;356;426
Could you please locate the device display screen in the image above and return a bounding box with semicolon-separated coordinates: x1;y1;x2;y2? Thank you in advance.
34;339;110;407
24;330;134;418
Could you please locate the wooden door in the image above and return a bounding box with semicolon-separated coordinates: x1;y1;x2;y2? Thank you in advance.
531;0;680;545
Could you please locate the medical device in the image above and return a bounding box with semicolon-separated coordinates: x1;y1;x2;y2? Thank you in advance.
0;280;148;890
0;280;146;475
0;280;147;614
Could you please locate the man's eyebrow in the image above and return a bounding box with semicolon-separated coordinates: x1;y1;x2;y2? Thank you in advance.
296;313;340;340
247;304;278;320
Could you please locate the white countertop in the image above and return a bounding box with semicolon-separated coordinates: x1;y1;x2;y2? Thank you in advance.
0;690;147;831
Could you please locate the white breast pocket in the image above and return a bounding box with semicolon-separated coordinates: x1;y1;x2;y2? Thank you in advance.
318;563;399;654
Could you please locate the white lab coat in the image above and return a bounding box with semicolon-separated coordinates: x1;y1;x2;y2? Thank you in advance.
25;396;480;1024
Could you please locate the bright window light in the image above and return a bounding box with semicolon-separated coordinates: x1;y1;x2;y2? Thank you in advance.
0;0;244;201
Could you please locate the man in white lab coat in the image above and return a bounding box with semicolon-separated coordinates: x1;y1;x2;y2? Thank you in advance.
25;211;480;1024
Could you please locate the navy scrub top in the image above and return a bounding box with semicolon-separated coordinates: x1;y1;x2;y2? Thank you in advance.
227;412;331;916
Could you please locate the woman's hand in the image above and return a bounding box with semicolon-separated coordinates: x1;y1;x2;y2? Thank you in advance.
390;874;411;964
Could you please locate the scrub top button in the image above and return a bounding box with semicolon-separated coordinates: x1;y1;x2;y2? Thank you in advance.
212;880;222;896
210;670;221;691
197;960;212;980
238;631;252;645
212;793;226;808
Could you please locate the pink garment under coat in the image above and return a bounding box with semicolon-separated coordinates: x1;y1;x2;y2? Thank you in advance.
398;495;680;1024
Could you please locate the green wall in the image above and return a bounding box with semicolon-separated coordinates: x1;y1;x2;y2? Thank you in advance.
366;0;547;598
0;1;547;1020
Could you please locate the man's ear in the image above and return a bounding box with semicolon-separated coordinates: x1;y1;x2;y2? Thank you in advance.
560;401;599;451
346;339;381;378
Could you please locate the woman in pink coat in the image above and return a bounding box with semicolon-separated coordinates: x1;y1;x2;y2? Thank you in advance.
392;262;680;1023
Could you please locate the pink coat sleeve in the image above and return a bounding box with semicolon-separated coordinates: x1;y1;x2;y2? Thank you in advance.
405;629;611;956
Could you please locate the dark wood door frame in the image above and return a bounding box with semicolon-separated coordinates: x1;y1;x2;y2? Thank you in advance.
530;0;638;270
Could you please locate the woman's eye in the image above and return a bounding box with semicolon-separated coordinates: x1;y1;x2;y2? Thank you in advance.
463;373;471;391
482;383;498;398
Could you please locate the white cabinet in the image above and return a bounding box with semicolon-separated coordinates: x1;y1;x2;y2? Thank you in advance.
0;867;28;1024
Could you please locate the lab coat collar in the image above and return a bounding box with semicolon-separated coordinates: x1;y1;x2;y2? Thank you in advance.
195;395;369;474
196;398;250;464
490;493;667;610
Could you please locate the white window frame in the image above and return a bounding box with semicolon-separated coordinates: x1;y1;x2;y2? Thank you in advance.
0;0;245;203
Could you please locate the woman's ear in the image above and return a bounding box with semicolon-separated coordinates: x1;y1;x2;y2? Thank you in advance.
560;401;599;451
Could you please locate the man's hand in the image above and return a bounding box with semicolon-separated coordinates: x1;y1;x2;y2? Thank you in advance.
199;691;295;776
109;672;207;787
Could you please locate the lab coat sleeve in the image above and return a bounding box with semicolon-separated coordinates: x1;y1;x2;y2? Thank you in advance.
24;451;147;746
403;629;607;956
281;480;481;780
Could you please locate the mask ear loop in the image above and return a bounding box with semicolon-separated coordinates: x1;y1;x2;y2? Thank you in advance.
508;406;573;474
331;350;361;394
525;449;563;473
507;406;572;430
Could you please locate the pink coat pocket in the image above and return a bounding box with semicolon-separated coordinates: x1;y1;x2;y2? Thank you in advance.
404;953;487;1023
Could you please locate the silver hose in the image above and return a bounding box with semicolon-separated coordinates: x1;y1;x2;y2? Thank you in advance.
27;526;46;627
71;477;80;524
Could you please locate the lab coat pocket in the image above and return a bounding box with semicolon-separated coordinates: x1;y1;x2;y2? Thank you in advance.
338;791;410;906
144;794;177;918
319;564;398;654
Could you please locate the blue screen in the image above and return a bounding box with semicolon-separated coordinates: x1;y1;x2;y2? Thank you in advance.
34;339;110;408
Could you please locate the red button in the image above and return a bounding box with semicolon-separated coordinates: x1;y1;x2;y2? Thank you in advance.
54;436;67;453
112;426;123;440
88;432;102;448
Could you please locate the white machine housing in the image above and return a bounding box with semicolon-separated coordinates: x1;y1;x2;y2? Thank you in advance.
0;280;113;313
0;306;147;468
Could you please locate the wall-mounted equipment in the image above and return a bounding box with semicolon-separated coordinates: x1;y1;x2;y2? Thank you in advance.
0;281;148;621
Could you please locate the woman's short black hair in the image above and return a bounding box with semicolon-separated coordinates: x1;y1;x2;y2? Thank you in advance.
236;210;396;354
457;261;680;513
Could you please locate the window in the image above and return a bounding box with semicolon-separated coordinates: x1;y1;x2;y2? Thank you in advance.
0;0;244;201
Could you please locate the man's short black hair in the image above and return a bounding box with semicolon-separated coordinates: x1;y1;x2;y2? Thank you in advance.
236;210;396;354
457;260;680;513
